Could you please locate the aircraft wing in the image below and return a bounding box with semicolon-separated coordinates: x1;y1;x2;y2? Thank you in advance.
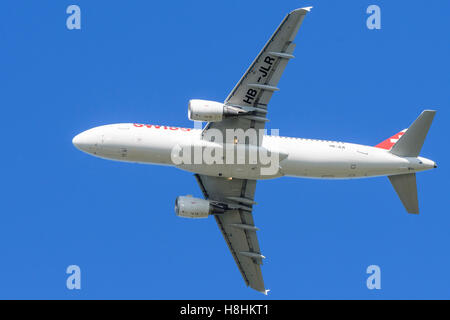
203;7;311;138
194;174;267;294
193;7;312;293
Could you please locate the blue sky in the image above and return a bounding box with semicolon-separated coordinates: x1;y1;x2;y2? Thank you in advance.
1;0;449;299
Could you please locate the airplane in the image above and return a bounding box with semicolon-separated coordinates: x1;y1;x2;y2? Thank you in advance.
72;7;437;294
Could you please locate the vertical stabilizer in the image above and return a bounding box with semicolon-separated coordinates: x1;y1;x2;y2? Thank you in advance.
388;173;419;214
390;110;436;157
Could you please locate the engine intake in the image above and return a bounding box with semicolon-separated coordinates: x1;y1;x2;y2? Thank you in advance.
175;196;227;218
175;196;211;218
188;99;245;122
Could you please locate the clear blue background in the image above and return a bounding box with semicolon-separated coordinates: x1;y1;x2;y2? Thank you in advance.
1;0;448;299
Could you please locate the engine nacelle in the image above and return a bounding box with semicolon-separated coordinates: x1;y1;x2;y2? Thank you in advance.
175;196;212;218
188;99;225;122
188;99;245;122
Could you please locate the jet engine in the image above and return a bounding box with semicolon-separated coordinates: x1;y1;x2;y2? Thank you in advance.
175;196;225;218
188;99;245;122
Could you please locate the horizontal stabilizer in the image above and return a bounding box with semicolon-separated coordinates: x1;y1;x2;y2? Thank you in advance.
388;173;419;214
390;110;436;157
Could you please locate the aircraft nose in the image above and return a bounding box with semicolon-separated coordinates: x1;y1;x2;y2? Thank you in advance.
72;130;100;153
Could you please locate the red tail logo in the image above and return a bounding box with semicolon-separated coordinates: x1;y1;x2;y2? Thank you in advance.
375;129;407;150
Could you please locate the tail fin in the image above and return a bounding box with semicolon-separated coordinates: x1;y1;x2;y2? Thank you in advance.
389;110;436;157
388;173;419;214
384;110;436;214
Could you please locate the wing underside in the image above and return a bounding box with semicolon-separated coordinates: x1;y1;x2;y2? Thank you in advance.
203;7;311;137
192;7;312;293
195;174;266;293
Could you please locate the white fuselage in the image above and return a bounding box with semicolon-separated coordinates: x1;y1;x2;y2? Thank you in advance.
72;123;436;180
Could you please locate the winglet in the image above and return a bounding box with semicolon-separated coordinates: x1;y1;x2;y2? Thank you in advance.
260;289;271;295
293;6;313;14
